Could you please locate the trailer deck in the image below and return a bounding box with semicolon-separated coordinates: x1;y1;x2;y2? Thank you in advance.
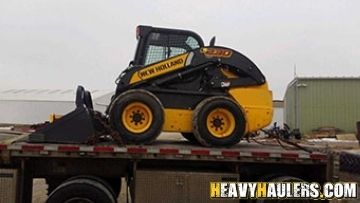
0;130;334;203
0;131;327;164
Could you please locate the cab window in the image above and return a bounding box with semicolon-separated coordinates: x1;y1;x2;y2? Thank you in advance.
143;32;200;66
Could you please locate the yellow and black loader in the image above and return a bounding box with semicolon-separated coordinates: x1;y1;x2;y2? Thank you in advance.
29;25;273;147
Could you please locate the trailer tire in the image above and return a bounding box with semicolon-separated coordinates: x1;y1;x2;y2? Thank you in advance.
47;178;116;203
181;133;199;144
192;96;245;147
109;89;164;144
65;175;120;200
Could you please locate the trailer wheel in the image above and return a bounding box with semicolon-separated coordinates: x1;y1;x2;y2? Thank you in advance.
65;175;120;200
109;89;164;144
46;178;116;203
192;96;245;147
181;133;199;144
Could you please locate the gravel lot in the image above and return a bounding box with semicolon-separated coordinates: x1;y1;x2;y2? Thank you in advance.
32;179;47;203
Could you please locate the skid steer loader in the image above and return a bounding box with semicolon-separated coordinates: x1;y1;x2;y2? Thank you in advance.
29;25;273;147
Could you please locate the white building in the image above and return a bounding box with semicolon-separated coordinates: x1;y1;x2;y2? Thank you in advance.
0;89;113;124
270;100;284;128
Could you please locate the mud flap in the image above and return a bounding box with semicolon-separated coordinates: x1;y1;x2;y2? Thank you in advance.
29;106;95;144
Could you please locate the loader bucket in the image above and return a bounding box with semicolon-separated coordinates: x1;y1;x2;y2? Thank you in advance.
29;85;96;144
29;107;95;143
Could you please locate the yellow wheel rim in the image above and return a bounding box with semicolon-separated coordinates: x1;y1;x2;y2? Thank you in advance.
206;108;235;138
121;102;153;134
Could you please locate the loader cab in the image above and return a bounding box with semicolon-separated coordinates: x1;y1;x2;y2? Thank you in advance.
133;25;205;66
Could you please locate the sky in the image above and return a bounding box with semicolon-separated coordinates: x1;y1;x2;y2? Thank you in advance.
0;0;359;99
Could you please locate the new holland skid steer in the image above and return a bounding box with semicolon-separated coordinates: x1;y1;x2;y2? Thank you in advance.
29;25;273;147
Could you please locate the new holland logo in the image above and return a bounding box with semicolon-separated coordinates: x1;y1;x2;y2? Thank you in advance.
210;182;358;200
129;54;188;84
138;58;184;79
200;48;233;58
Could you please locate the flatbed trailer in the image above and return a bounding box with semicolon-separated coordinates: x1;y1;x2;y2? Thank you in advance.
0;131;332;203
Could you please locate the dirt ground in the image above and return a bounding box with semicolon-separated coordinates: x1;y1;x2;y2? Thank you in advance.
32;179;47;203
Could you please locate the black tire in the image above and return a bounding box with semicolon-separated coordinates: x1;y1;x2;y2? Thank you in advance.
65;175;120;200
192;96;246;147
46;176;121;199
46;178;116;203
181;132;199;144
105;178;122;199
109;89;164;144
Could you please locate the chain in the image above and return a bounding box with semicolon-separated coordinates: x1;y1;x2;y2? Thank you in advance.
88;110;124;145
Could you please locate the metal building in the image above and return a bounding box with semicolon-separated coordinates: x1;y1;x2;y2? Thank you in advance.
284;77;360;133
0;89;113;124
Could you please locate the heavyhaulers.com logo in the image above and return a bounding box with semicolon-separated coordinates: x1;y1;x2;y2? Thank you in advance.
210;182;358;200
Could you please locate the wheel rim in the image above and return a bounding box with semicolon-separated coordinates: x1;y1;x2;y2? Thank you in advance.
122;102;153;133
206;108;235;138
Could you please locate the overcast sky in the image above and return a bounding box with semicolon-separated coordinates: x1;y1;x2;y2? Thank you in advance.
0;0;359;99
